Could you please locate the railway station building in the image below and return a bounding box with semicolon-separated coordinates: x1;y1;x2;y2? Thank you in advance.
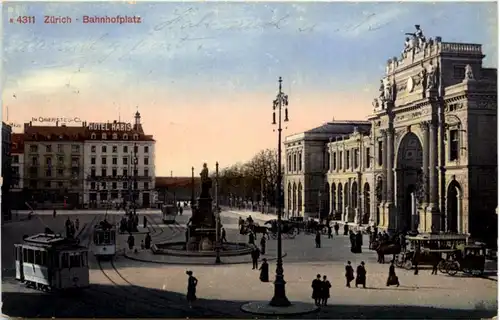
284;31;497;243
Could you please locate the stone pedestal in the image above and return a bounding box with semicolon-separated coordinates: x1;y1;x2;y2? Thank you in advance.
186;196;217;251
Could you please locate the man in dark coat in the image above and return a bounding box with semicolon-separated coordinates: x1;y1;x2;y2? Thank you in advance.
343;224;349;236
221;227;227;243
127;233;135;250
251;246;260;270
327;223;333;239
260;235;266;255
349;231;356;253
143;216;147;229
345;261;354;287
311;274;322;306
355;261;367;288
334;222;339;235
259;258;269;282
315;230;321;248
249;231;255;245
145;232;152;249
356;231;363;253
321;275;332;306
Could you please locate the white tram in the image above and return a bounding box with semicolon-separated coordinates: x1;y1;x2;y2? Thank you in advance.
92;220;117;257
15;233;89;291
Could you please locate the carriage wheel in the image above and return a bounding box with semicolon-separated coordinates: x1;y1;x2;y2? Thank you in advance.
437;260;448;274
446;262;459;276
395;255;403;268
403;260;413;270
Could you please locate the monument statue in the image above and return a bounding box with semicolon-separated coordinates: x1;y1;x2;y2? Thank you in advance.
464;64;474;80
199;163;212;198
383;78;393;101
426;62;437;89
405;24;426;51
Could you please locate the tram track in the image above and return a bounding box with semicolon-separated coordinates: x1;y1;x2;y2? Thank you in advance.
95;258;234;317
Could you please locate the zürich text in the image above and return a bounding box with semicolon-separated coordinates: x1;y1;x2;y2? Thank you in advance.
44;15;72;24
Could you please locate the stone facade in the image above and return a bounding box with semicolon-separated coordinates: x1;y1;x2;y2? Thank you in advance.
284;31;497;241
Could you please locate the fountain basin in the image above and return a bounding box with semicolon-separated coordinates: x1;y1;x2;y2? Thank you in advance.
151;241;253;257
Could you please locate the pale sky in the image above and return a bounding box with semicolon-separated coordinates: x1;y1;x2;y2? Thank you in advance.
2;1;498;176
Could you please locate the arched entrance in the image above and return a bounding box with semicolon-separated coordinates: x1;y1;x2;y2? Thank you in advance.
331;184;336;217
396;132;423;232
349;181;358;222
323;183;330;218
363;183;370;224
287;183;292;214
292;183;297;216
297;183;303;215
337;183;343;220
446;180;462;233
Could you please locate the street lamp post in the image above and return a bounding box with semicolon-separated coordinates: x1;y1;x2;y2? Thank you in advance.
318;191;322;220
215;162;221;264
191;167;195;207
133;143;138;216
270;76;291;307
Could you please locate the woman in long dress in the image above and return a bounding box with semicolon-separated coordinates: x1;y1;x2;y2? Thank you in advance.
386;260;400;287
186;271;198;307
259;258;269;282
356;261;367;288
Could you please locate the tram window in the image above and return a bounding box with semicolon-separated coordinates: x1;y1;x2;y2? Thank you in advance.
23;248;28;262
35;250;42;264
27;249;35;264
111;231;116;242
70;254;81;268
41;251;48;266
104;232;110;244
81;252;88;267
61;253;69;268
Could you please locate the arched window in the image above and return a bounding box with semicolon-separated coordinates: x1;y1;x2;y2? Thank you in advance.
91;133;96;140
123;133;128;140
133;134;138;140
112;133;118;140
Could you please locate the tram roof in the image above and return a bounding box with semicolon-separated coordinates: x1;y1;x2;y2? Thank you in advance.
23;233;83;248
407;233;469;241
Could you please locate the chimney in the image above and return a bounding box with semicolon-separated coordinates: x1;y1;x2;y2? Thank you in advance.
29;121;32;127
24;123;29;133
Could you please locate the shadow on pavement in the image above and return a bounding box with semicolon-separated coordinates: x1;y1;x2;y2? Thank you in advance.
2;282;497;319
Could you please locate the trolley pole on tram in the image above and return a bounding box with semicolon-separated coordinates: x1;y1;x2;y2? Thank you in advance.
270;76;291;307
215;162;221;264
191;166;195;208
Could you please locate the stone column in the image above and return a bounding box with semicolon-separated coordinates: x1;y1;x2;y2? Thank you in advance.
428;119;440;232
379;130;388;227
385;128;395;230
419;121;430;232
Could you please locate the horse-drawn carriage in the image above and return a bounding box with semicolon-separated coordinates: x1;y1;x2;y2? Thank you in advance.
442;244;486;276
265;219;298;239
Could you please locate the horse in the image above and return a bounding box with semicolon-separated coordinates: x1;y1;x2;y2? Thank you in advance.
248;224;270;239
375;241;402;264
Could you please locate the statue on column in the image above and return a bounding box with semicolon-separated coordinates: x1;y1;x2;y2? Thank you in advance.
199;163;212;198
383;78;393;102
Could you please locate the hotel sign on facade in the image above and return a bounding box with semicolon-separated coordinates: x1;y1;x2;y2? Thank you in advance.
87;122;132;131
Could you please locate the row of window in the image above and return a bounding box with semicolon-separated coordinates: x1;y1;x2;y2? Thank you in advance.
90;181;149;190
28;167;79;178
287;152;303;173
89;168;149;177
89;191;149;201
91;145;148;154
18;248;88;269
28;180;79;189
91;156;148;166
326;147;372;171
29;144;81;154
29;156;80;167
90;132;139;141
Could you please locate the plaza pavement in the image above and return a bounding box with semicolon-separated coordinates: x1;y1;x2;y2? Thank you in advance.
2;209;497;318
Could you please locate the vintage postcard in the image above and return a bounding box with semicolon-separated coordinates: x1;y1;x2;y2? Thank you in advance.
1;1;498;319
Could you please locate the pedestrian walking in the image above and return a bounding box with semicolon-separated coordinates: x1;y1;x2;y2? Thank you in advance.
334;222;339;235
321;275;331;306
399;232;407;252
327;223;333;239
251;246;260;270
431;257;439;275
249;231;255;245
386;260;400;287
127;233;135;250
179;206;183;215
345;261;354;287
145;232;152;250
221;227;227;243
186;271;198;308
315;230;321;248
259;258;269;282
260;235;266;255
414;246;420;275
75;218;80;231
143;216;147;229
53;209;56;218
355;261;367;288
311;274;322;306
343;224;349;236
